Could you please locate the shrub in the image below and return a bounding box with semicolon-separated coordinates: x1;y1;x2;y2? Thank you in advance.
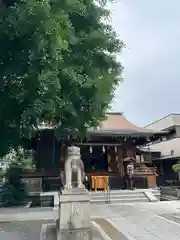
172;164;180;173
0;147;34;207
1;165;26;206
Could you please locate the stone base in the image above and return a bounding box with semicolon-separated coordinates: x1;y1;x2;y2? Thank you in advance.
58;187;92;239
43;222;104;240
57;227;92;240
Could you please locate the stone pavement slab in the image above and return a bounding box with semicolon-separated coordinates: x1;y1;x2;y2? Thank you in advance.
0;221;49;240
0;201;178;222
161;213;180;224
93;218;128;240
90;202;180;240
107;210;180;240
0;207;57;222
1;202;180;239
0;220;107;240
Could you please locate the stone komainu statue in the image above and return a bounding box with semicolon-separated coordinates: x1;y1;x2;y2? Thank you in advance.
60;146;85;189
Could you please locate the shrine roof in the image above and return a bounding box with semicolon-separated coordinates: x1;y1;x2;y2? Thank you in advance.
37;112;167;138
89;113;166;137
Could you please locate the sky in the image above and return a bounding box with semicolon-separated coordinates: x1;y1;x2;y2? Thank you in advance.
110;0;180;126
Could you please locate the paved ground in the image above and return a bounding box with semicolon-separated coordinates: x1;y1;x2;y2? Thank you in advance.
0;220;105;240
44;223;105;240
0;207;56;222
0;220;52;240
91;201;180;240
0;201;180;239
161;213;180;224
93;218;128;240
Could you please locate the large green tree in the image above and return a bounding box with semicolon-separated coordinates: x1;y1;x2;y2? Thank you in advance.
0;0;123;155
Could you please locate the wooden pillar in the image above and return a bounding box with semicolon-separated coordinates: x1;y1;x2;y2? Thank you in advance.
114;146;118;172
107;146;118;172
107;146;112;172
117;146;124;175
160;160;164;175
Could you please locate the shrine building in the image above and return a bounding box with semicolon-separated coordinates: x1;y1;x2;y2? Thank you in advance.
23;112;166;192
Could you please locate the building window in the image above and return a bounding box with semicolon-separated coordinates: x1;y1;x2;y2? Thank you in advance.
171;150;174;156
162;136;166;141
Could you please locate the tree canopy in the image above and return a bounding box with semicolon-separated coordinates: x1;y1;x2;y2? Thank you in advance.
0;0;123;155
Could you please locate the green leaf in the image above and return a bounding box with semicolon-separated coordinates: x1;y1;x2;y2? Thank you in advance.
0;0;123;155
172;164;180;172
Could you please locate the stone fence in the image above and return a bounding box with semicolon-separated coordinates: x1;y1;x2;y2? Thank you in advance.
22;178;42;194
160;186;180;200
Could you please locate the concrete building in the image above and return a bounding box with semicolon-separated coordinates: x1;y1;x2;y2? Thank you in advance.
144;114;180;183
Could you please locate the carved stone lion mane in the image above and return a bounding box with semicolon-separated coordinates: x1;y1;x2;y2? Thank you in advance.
61;146;85;189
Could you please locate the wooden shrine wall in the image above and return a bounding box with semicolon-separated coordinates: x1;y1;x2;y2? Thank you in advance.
105;144;136;174
34;131;137;175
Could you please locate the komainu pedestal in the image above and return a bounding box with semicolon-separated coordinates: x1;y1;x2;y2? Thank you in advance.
58;146;92;240
57;188;92;240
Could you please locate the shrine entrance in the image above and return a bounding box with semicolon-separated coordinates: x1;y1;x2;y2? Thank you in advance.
80;145;109;173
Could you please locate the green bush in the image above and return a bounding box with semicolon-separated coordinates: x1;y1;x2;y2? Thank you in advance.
0;147;34;207
1;163;27;206
172;163;180;173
